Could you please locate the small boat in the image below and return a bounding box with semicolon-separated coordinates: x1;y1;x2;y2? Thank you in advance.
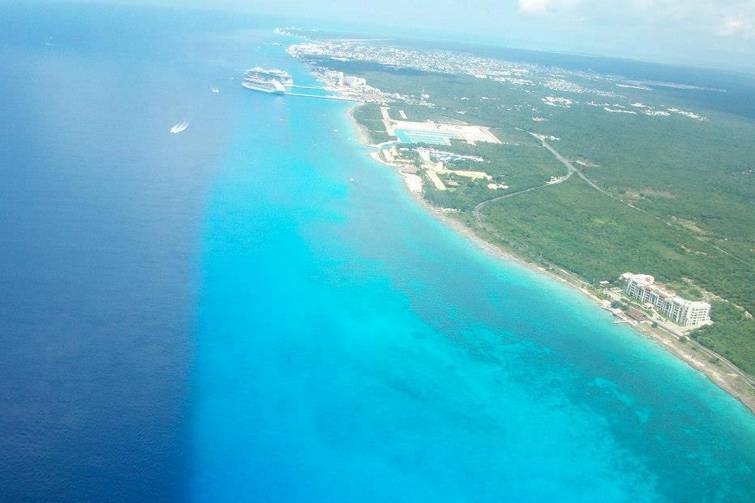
211;87;220;94
169;121;189;134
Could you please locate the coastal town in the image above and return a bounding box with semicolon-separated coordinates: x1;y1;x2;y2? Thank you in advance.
285;35;709;121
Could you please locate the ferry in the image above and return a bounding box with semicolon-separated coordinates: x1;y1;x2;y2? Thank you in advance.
242;67;292;95
169;121;189;134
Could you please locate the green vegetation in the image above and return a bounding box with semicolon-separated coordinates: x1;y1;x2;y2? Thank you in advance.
694;302;755;376
319;57;755;375
475;179;753;308
424;177;490;211
439;138;565;192
351;103;391;144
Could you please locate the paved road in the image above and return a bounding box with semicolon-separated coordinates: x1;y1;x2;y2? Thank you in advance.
535;134;753;268
537;135;606;194
472;133;576;225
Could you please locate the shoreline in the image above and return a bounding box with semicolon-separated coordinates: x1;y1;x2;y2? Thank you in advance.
343;103;755;415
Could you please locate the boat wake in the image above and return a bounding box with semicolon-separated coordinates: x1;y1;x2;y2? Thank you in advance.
169;121;189;134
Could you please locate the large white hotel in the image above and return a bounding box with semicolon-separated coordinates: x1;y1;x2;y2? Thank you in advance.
621;273;711;327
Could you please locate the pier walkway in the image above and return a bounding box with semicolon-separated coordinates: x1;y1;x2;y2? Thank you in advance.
285;91;360;102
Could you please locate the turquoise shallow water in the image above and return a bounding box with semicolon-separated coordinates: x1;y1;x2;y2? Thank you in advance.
395;128;453;145
192;33;755;502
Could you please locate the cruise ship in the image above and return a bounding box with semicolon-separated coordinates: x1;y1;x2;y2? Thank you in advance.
242;67;292;95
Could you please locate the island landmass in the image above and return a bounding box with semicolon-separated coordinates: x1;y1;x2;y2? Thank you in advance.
281;29;755;413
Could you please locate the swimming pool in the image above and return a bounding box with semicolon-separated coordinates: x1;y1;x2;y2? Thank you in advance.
395;128;456;145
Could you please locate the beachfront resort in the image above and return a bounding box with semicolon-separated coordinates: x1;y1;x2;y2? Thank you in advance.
621;272;711;327
370;107;503;193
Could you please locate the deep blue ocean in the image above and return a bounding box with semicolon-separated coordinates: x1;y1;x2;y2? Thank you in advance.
2;5;755;502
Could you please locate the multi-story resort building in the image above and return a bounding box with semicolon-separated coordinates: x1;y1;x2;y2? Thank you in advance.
621;273;711;327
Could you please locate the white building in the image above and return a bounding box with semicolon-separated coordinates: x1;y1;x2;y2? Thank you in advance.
343;75;367;88
621;273;711;327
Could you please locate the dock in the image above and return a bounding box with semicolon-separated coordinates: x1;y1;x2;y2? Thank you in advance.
290;84;325;90
285;91;360;102
287;83;361;102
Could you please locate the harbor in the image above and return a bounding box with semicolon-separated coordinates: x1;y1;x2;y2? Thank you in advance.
242;67;361;102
